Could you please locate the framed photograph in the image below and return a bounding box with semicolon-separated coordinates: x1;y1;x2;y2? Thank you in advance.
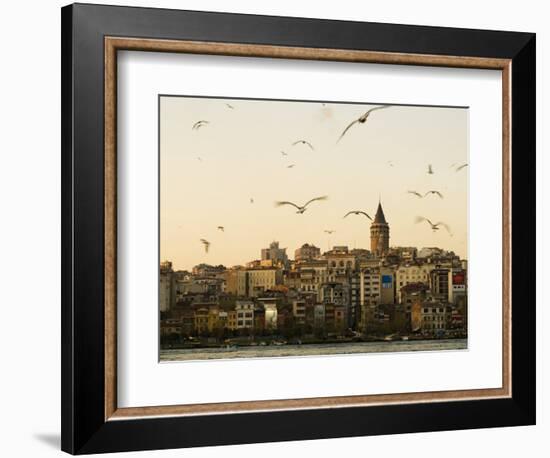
61;3;536;454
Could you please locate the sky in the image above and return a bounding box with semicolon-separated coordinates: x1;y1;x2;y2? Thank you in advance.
160;95;468;271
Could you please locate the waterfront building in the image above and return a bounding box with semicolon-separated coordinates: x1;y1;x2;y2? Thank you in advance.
247;268;283;297
390;246;417;261
379;267;395;304
313;304;326;330
292;299;307;325
194;307;209;334
448;269;467;304
323;246;356;281
225;268;248;296
192;263;226;277
396;263;434;302
296;259;328;296
160;261;176;312
295;243;321;262
419;301;449;334
235;301;254;329
429;268;450;301
227;310;237;330
400;282;430;308
261;241;288;268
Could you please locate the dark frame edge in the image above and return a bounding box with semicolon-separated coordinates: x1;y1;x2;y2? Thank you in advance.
61;3;75;455
510;33;536;425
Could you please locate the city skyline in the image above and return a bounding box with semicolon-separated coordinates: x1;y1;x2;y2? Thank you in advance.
160;96;468;271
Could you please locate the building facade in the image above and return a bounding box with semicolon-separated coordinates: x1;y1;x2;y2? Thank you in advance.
294;243;321;262
261;241;288;267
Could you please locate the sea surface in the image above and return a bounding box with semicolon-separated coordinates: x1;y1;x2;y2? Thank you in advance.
160;338;467;362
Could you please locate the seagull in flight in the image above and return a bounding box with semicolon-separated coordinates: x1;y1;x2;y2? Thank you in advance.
200;238;211;253
292;140;315;151
343;210;372;220
281;151;288;157
197;157;203;162
407;190;423;198
415;216;452;234
424;190;444;198
324;230;336;235
287;164;296;169
192;120;209;130
337;105;390;143
455;163;469;172
225;103;234;109
217;226;225;232
275;196;328;214
427;164;434;175
250;198;254;204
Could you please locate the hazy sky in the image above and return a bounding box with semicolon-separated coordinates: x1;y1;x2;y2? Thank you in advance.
160;96;468;271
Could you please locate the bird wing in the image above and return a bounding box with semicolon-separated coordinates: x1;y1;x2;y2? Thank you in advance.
292;140;314;151
303;141;315;151
337;119;360;143
408;191;423;198
365;105;390;116
415;216;429;225
357;211;372;220
435;222;452;234
192;120;208;130
275;201;301;210
424;191;444;198
303;195;328;207
344;210;371;220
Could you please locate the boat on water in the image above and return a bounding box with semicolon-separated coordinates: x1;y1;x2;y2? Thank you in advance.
271;340;287;346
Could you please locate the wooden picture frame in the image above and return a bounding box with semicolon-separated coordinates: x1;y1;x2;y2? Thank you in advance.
62;3;535;454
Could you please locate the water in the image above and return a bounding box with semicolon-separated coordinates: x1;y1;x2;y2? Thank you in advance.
160;339;467;361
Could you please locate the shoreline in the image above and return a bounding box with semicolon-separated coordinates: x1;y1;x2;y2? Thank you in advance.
160;338;468;361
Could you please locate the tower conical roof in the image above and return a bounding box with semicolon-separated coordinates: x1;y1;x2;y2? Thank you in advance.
373;202;387;224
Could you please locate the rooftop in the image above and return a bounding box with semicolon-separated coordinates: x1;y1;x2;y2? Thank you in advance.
373;202;388;224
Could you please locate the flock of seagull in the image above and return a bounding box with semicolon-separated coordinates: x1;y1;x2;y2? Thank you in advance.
190;101;467;253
